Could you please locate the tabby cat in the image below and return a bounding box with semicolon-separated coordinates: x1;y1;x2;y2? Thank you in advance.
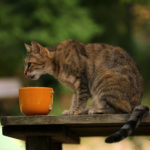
24;40;149;143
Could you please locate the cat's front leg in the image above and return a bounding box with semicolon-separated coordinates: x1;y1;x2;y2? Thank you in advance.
62;87;90;115
62;94;78;115
73;89;90;115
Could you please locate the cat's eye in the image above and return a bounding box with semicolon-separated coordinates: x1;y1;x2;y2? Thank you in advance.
27;62;32;68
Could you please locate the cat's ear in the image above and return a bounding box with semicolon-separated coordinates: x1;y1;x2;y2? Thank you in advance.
24;43;32;52
31;41;50;57
31;41;41;53
45;48;54;59
40;47;50;57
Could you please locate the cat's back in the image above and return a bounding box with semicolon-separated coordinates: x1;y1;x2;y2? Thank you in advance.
56;40;142;77
85;43;143;107
85;42;140;73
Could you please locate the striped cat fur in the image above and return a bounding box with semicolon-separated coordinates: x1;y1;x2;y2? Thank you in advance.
24;40;149;143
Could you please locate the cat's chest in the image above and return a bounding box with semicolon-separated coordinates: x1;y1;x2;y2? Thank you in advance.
58;73;79;90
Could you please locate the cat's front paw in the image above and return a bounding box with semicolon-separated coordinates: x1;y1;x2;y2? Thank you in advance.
62;108;82;115
62;109;71;115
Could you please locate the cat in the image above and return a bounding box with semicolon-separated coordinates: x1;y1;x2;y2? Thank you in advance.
24;40;149;143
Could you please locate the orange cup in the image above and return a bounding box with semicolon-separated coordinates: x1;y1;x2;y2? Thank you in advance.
19;87;54;115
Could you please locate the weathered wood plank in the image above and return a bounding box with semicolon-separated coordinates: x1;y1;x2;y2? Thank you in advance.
1;114;150;145
1;114;150;126
2;124;150;141
26;136;51;150
71;125;150;136
2;125;80;144
26;136;62;150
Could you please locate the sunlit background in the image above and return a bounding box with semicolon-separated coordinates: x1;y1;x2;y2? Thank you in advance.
0;0;150;150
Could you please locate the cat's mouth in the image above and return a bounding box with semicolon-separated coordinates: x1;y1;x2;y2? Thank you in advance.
26;74;39;80
30;75;35;79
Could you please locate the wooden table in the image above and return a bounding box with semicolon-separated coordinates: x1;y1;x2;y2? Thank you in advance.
1;114;150;150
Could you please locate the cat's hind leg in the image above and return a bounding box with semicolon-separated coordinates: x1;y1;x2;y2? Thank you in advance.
102;95;132;113
88;95;116;114
99;77;132;113
89;90;132;115
89;71;133;114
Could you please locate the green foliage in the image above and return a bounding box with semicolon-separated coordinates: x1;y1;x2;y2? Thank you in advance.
1;2;150;150
0;0;150;104
0;0;100;76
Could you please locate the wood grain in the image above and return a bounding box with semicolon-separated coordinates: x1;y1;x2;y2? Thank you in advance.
26;136;62;150
1;114;150;144
2;125;80;144
1;114;150;126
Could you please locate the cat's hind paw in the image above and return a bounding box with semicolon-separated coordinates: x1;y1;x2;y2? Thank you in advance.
88;108;105;115
88;107;116;114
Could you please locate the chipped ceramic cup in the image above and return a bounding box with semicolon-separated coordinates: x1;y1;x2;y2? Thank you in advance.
19;87;53;115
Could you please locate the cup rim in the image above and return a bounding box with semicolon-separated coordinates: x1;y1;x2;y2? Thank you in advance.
19;87;53;91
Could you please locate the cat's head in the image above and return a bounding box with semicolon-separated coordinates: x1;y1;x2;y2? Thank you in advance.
24;41;54;80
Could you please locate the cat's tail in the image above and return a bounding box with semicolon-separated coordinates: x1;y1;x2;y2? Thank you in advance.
105;105;149;143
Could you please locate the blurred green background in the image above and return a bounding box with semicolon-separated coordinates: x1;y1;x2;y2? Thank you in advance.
0;0;150;150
